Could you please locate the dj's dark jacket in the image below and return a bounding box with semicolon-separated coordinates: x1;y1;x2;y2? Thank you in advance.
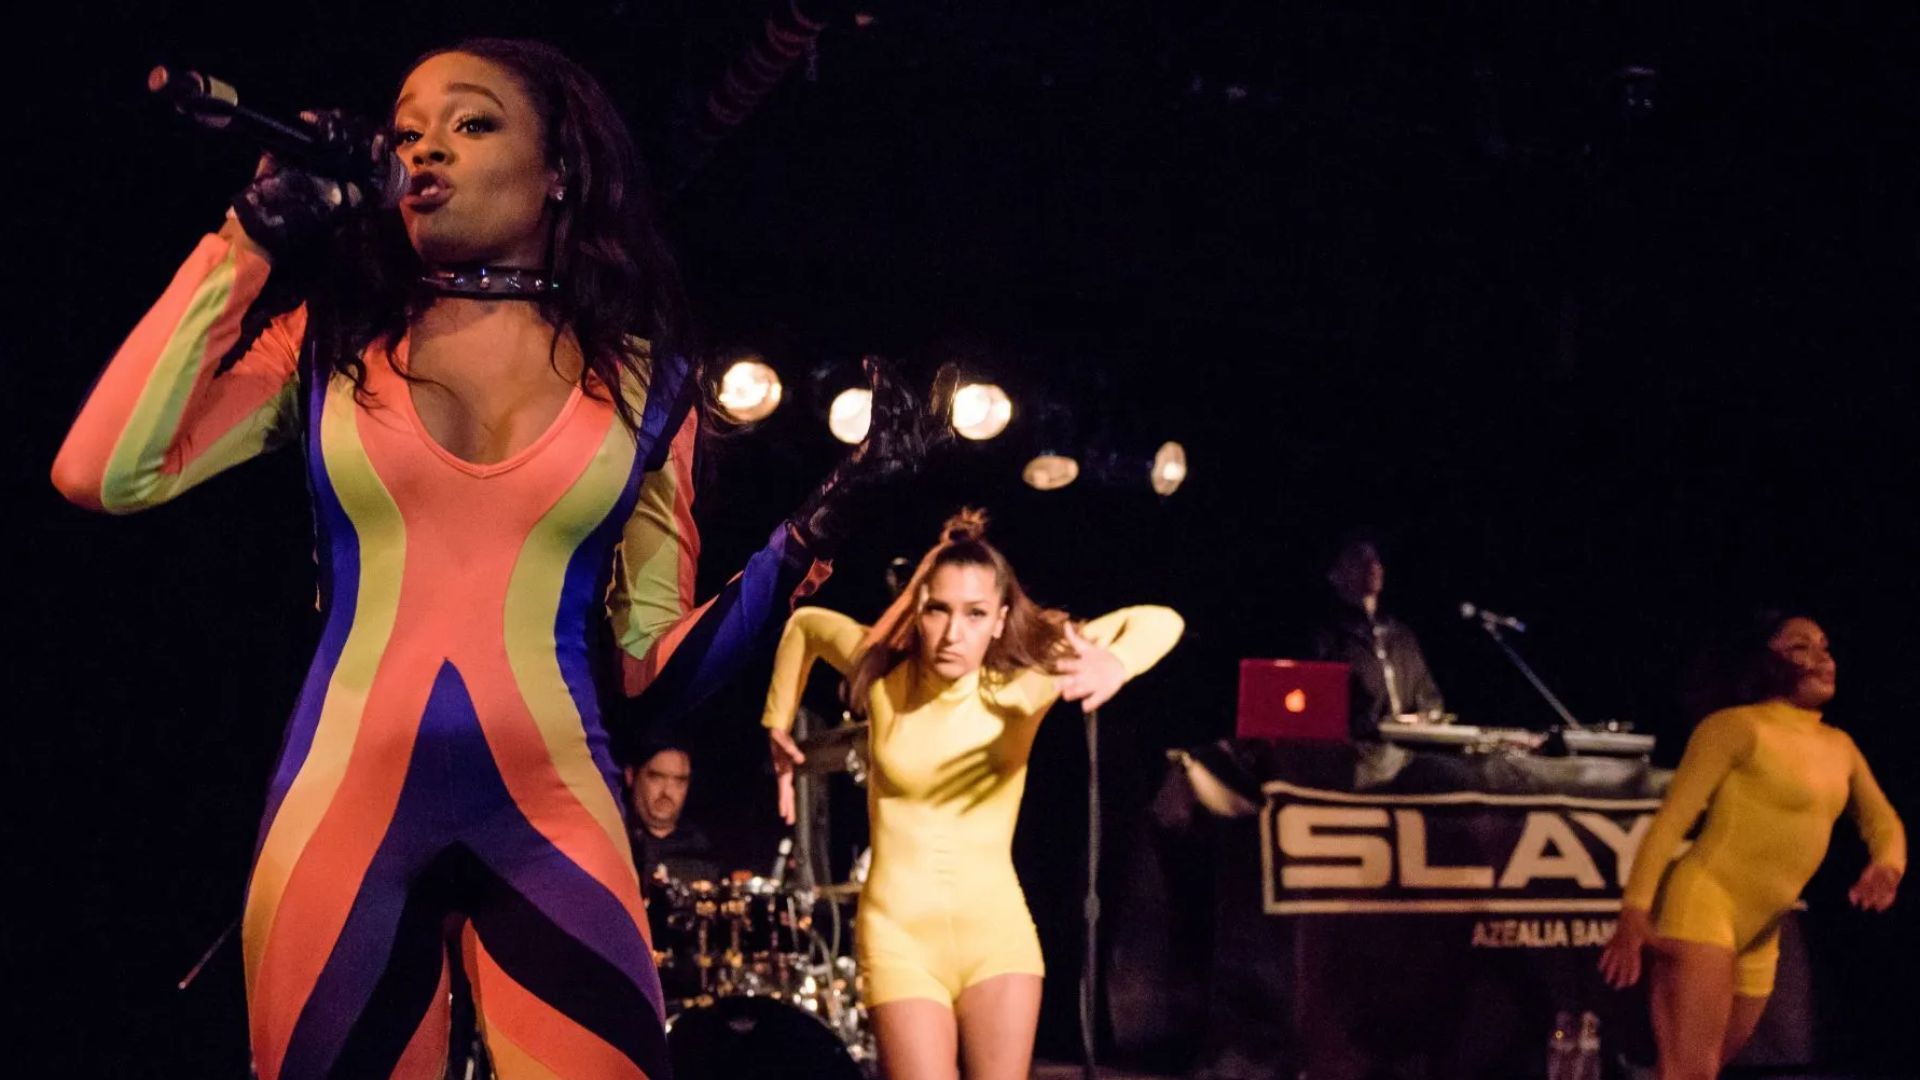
1308;601;1445;738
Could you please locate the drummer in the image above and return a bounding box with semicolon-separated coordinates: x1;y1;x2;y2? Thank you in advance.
625;742;724;884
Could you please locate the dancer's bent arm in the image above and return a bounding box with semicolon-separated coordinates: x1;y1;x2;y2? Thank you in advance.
1844;736;1906;911
996;605;1185;717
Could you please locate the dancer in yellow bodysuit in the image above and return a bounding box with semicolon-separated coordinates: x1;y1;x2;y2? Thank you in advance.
761;510;1182;1080
1600;614;1904;1080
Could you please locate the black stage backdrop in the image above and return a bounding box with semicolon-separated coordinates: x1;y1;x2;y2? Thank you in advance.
10;3;1920;1075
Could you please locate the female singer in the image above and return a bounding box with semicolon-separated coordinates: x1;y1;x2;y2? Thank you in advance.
53;37;935;1080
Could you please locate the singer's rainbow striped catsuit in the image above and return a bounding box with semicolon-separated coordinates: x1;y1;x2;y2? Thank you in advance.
52;233;826;1079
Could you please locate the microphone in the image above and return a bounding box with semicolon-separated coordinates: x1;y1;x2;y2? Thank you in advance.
147;66;407;206
1459;602;1527;634
768;836;793;887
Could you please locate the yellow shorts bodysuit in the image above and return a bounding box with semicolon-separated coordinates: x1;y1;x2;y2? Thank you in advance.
1621;701;1905;996
763;605;1183;1006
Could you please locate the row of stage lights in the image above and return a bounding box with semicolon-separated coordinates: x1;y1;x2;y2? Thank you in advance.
714;355;1188;496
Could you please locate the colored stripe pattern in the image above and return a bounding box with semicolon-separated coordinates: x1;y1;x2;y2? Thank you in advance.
52;233;831;1078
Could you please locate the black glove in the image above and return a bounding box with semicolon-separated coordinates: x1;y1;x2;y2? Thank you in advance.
229;109;390;261
788;357;958;558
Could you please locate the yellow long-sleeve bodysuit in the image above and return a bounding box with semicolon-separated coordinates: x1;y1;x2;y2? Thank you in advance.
1621;700;1906;996
762;605;1183;1006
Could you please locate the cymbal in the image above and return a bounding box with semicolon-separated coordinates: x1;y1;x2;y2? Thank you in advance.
792;722;870;777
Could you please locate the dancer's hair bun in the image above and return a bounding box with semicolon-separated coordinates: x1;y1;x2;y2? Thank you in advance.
941;508;990;544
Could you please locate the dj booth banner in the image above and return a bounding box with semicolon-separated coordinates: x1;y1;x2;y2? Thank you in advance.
1260;779;1655;917
1258;779;1658;1077
1105;739;1815;1080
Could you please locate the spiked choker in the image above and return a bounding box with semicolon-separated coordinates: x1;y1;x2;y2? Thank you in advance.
420;266;560;299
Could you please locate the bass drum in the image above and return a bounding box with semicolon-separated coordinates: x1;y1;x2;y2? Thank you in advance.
666;996;865;1080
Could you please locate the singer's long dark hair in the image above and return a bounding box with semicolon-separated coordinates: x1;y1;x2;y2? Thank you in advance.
306;37;692;433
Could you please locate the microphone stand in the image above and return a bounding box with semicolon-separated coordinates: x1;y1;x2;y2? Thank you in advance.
177;917;238;991
793;706;820;891
1080;707;1101;1080
1472;619;1584;731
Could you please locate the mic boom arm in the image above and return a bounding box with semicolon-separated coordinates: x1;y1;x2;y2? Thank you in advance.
1468;614;1584;731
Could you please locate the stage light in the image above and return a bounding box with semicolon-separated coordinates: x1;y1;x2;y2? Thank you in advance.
1022;453;1080;491
950;382;1012;440
828;387;873;444
715;357;783;422
1150;441;1188;496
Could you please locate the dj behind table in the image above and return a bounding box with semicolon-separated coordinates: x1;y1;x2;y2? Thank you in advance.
1103;666;1817;1080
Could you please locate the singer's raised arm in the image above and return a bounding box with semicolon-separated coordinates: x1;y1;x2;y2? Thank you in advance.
52;228;300;513
606;403;833;720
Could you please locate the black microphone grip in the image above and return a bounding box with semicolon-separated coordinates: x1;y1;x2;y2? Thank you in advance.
148;66;404;206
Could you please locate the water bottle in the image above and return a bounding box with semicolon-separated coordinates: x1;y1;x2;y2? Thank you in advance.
1546;1009;1576;1080
1572;1010;1602;1080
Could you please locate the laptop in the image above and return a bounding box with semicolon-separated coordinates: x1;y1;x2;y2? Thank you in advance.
1236;659;1351;742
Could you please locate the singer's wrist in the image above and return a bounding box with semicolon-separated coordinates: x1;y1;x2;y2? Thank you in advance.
219;212;275;265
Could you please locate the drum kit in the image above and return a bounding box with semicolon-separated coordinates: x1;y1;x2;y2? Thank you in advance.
650;867;871;1079
652;719;876;1080
446;720;876;1080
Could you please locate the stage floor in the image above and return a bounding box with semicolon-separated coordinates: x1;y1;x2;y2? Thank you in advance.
1030;1064;1891;1079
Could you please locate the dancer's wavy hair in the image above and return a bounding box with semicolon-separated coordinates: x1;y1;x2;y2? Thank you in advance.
307;37;692;433
846;510;1070;712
